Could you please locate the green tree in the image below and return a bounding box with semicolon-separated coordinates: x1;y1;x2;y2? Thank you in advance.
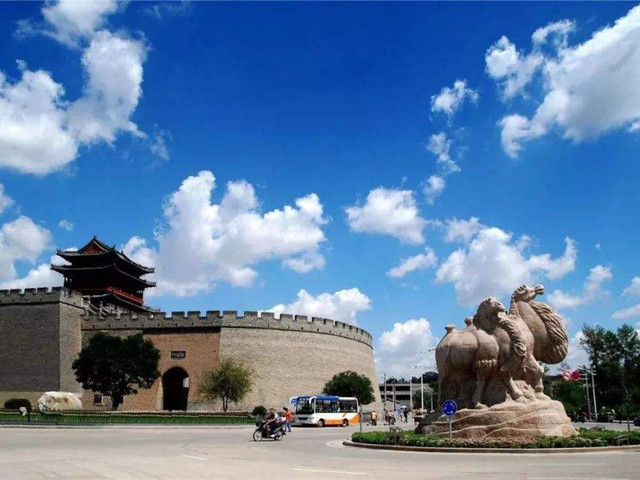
199;357;253;412
323;371;375;405
580;324;640;418
72;333;160;410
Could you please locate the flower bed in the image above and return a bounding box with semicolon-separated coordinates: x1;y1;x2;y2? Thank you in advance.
351;429;640;449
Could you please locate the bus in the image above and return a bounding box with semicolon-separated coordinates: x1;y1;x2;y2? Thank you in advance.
289;395;359;427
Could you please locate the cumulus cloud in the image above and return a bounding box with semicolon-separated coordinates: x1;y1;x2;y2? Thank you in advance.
427;132;460;174
548;265;612;310
494;6;640;157
67;30;147;144
268;288;371;324
126;171;328;296
0;254;63;290
346;187;426;245
443;217;483;243
622;276;640;297
40;0;120;46
0;216;52;282
563;331;589;370
436;226;577;306
0;184;14;215
57;219;73;231
387;247;437;279
430;79;479;117
423;175;445;205
378;318;437;378
0;1;148;175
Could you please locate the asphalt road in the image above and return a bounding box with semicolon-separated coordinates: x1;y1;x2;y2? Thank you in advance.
0;424;638;480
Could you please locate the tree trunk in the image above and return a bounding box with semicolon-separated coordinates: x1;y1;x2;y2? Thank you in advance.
223;397;228;412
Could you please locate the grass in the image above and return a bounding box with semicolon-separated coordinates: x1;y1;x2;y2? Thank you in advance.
0;411;254;425
351;428;640;449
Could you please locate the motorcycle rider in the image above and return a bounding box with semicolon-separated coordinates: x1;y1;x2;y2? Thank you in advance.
265;408;279;437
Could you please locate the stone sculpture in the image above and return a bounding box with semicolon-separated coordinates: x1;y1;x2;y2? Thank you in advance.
37;392;83;412
417;285;575;439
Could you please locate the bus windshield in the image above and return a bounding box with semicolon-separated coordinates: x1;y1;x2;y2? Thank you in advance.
292;397;313;415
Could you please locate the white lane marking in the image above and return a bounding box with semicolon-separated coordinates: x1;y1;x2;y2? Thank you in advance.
293;468;365;476
181;454;209;461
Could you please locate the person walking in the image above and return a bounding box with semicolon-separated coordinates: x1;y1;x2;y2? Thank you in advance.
403;408;409;423
370;410;378;426
283;407;293;433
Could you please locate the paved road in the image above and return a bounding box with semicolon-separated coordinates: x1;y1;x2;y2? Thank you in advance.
0;424;638;480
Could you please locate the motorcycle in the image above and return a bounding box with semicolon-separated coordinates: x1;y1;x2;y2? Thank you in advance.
253;420;285;441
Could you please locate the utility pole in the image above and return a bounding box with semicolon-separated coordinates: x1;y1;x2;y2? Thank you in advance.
584;371;592;421
590;369;597;417
383;372;387;410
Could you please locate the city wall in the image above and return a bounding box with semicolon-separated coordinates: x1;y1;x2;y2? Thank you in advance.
0;288;381;411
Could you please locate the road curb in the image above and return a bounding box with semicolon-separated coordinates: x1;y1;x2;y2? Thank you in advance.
342;440;640;454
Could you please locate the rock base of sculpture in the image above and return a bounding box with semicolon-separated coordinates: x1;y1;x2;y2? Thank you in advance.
37;392;83;412
417;399;576;440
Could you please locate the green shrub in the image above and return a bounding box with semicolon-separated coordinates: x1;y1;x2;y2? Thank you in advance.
351;429;640;448
251;405;267;418
4;398;31;410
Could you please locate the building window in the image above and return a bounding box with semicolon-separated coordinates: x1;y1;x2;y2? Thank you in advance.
93;393;103;405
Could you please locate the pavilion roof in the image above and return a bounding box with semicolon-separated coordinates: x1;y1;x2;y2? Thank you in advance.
56;236;154;275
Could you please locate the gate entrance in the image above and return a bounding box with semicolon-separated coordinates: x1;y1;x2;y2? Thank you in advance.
162;367;189;411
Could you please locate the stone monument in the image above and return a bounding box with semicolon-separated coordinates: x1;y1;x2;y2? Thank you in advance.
417;284;576;439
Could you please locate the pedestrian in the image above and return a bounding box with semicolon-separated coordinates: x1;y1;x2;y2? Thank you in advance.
370;410;378;426
283;407;293;433
403;408;409;423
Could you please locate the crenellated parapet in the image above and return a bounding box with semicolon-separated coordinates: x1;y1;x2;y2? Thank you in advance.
0;287;84;308
81;309;373;347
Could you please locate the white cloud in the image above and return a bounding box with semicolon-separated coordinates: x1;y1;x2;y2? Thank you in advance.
387;247;437;279
67;30;147;144
0;216;52;282
443;217;483;243
563;331;589;369
622;276;640;297
41;0;120;46
548;265;612;310
485;36;544;100
0;3;147;175
0;254;63;290
423;175;445;205
612;303;640;320
532;19;576;49
427;132;460;174
496;6;640;156
0;184;14;215
127;171;328;296
149;127;172;162
0;68;78;174
346;187;426;245
268;288;371;325
57;219;73;231
436;226;576;306
430;79;479;117
378;318;437;378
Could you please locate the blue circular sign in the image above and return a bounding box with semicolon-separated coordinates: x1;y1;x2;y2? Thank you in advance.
442;400;457;416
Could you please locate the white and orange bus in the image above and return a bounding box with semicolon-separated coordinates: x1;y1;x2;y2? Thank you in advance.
289;395;359;427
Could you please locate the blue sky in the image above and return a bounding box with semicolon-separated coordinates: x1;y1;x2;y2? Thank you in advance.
1;1;640;378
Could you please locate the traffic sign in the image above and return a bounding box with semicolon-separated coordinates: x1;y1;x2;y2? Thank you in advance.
442;399;457;416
